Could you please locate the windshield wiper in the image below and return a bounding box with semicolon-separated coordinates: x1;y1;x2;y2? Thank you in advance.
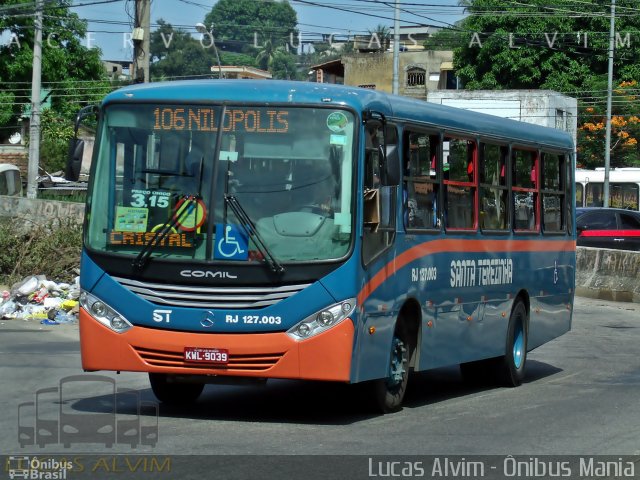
223;194;285;274
132;194;198;271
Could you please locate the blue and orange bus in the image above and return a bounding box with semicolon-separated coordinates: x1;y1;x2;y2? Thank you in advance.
72;80;575;412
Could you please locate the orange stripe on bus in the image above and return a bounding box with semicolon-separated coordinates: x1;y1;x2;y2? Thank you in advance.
357;238;575;305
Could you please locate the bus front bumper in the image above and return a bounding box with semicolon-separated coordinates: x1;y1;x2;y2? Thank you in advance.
79;309;354;382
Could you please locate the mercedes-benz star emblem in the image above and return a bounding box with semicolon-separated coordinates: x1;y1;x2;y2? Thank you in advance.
201;311;215;328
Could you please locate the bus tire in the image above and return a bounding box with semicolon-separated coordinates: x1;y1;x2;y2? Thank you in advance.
372;322;411;413
149;373;204;405
497;300;528;387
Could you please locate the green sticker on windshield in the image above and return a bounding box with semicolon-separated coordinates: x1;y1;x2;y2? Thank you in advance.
326;112;349;132
115;206;148;232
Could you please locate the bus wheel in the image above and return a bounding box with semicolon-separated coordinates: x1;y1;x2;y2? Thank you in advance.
149;373;204;405
373;323;410;413
497;300;528;387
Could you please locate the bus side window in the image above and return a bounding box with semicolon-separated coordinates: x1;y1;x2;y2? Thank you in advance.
443;137;476;229
586;182;604;207
512;148;538;231
403;130;439;229
479;143;508;230
541;152;565;233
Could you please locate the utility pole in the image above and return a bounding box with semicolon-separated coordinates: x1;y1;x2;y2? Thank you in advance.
603;0;616;208
392;0;400;95
132;0;150;83
27;0;43;199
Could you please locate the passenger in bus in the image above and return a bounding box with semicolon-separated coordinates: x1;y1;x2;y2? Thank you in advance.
407;198;423;227
403;142;438;229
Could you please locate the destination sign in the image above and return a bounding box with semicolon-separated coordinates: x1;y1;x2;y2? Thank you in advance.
109;231;194;248
153;107;289;134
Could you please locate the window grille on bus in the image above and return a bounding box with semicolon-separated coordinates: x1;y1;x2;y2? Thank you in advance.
113;277;311;309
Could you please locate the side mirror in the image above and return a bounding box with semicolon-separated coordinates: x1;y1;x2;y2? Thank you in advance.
65;104;98;181
65;138;84;181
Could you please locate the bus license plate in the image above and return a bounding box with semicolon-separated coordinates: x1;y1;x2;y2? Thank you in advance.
184;347;229;365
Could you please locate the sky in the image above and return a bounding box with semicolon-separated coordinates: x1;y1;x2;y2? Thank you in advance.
70;0;467;61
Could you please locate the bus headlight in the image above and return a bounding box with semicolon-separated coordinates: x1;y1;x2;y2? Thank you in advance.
287;298;356;341
80;290;132;334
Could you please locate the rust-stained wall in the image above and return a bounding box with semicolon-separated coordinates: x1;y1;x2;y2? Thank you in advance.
0;195;84;227
576;247;640;303
342;50;453;100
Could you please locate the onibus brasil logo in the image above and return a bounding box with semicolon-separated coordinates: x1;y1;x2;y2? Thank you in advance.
17;375;158;449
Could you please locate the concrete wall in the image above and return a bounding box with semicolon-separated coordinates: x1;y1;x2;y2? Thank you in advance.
0;195;84;228
342;50;453;100
576;247;640;303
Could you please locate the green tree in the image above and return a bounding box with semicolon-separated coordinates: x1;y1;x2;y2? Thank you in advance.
451;0;640;92
204;0;298;49
39;109;74;174
0;0;109;139
255;37;282;70
270;50;301;80
150;19;259;80
150;20;216;80
204;0;300;78
0;92;14;127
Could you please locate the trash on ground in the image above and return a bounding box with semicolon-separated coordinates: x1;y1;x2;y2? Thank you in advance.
0;275;80;323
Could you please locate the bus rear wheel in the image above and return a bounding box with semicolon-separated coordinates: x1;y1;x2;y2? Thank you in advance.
497;300;528;387
149;373;204;405
372;323;411;413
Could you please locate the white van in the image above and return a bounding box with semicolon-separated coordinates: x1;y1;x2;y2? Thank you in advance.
0;163;22;196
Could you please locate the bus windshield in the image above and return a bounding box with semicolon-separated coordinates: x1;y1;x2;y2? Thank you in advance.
86;104;355;264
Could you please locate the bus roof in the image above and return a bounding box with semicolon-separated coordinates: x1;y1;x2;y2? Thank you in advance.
576;168;640;183
104;80;574;151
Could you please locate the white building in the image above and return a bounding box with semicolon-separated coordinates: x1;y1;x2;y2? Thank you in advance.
427;90;578;147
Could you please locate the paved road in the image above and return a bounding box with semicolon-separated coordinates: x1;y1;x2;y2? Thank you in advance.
1;296;639;463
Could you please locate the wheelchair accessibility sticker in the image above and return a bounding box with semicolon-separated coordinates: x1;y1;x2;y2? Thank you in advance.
215;224;249;260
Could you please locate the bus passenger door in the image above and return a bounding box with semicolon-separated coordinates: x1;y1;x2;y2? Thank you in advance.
357;122;401;382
